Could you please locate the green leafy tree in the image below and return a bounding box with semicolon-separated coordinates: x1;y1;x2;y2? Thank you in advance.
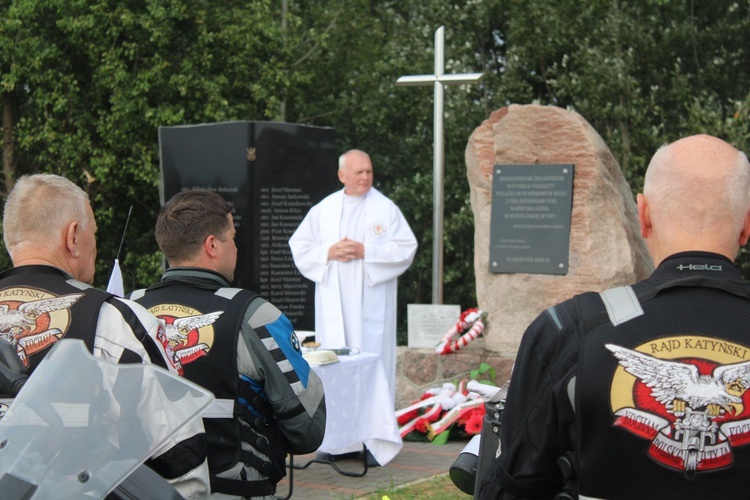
282;0;496;341
0;0;294;288
2;0;750;345
491;0;750;271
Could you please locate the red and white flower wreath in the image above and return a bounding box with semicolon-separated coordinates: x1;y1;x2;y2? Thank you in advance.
435;308;486;355
395;381;485;441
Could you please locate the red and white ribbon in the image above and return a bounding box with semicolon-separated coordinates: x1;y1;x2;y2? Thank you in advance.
425;397;484;440
435;308;486;355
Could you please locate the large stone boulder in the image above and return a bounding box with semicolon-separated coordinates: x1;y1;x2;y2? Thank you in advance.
466;104;653;356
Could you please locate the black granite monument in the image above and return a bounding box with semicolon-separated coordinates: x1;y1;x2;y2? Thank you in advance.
158;121;338;330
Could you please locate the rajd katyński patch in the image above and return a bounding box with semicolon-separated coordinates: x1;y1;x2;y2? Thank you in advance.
0;287;83;366
607;336;750;477
148;303;223;370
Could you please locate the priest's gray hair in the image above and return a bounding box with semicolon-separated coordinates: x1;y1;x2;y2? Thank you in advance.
339;149;370;171
3;174;90;253
644;145;750;238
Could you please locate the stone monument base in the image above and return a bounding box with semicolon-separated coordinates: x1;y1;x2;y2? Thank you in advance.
395;340;513;410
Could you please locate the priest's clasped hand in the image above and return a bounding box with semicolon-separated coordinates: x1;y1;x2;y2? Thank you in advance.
327;237;365;262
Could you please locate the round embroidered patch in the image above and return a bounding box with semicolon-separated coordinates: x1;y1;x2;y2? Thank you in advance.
606;336;750;476
0;286;83;367
369;222;387;238
148;303;223;372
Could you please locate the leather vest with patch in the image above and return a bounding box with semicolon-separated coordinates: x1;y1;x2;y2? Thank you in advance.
575;277;750;499
0;265;108;374
134;277;286;496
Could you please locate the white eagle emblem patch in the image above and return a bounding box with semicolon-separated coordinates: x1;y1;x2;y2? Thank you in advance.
607;336;750;478
0;287;83;367
149;304;223;372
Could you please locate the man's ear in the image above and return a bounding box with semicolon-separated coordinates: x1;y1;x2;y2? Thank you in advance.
337;169;345;184
66;222;80;258
204;234;218;258
637;193;651;239
739;210;750;247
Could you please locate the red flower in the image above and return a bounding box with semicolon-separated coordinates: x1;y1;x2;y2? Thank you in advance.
397;409;418;426
415;418;430;433
463;412;484;435
458;405;485;425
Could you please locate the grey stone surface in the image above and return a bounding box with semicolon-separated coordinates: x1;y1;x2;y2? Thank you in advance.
394;340;510;410
484;356;514;386
465;104;653;356
440;352;483;380
402;350;439;386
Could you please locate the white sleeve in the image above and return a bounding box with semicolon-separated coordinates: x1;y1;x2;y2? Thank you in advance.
289;206;332;285
92;300;153;363
364;204;418;286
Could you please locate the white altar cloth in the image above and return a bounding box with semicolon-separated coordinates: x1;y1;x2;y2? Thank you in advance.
311;351;403;465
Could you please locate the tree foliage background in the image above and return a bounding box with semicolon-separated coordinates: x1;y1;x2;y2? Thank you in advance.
1;0;749;344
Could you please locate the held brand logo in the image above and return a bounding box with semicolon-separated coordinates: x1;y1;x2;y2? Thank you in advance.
676;264;722;271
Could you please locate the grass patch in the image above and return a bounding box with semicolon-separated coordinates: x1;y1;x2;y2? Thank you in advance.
358;473;468;499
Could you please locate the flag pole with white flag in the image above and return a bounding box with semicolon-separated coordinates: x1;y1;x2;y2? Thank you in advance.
106;259;125;297
107;206;133;298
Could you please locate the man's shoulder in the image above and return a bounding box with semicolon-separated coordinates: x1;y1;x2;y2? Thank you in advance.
0;265;108;294
241;294;277;318
100;295;159;326
527;290;612;345
106;294;150;310
366;187;391;202
316;189;344;205
215;286;260;305
547;290;603;322
298;190;342;218
365;187;403;213
130;276;259;308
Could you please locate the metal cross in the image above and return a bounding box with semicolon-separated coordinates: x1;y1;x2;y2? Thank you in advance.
396;26;483;305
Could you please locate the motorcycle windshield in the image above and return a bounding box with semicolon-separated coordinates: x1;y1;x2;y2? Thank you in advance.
0;339;213;499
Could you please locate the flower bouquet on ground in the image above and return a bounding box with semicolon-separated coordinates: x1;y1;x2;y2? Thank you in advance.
395;380;490;444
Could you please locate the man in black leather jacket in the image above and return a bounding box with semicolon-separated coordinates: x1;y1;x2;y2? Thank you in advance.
131;189;326;499
0;174;210;499
478;135;750;499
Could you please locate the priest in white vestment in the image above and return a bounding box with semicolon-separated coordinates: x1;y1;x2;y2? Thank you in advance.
289;149;417;405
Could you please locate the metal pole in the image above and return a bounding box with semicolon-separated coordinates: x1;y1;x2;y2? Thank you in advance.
395;26;483;305
433;27;445;305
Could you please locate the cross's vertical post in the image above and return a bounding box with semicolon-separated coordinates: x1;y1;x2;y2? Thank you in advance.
396;26;483;304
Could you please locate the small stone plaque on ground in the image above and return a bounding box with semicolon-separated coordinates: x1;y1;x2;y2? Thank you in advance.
489;164;574;275
407;304;461;349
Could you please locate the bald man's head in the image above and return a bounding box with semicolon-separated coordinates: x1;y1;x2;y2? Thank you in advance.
640;134;750;261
